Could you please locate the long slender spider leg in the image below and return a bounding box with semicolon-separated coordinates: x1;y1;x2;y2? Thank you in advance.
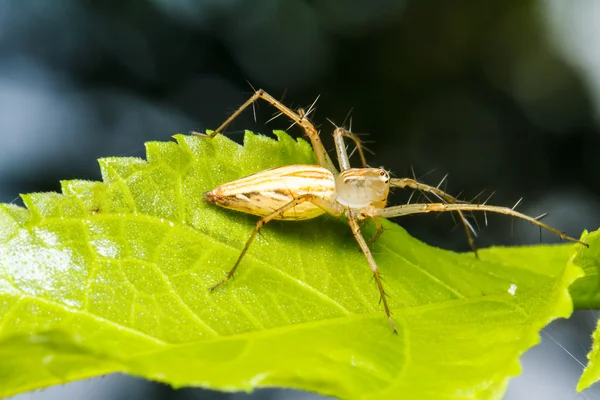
372;203;588;247
191;89;336;172
209;194;343;291
390;178;479;256
333;127;352;171
348;217;397;333
333;127;369;169
390;178;464;204
366;218;385;246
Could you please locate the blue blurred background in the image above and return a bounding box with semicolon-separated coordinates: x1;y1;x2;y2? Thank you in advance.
3;1;600;399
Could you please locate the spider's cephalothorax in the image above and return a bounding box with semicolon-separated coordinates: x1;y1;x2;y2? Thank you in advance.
335;168;390;214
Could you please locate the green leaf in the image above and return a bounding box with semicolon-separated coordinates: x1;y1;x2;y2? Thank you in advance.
570;229;600;391
570;229;600;309
0;131;589;399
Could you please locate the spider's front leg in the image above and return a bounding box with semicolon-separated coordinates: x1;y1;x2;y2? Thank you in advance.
390;177;479;256
371;202;588;247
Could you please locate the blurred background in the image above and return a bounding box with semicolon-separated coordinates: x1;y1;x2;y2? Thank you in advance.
3;0;600;399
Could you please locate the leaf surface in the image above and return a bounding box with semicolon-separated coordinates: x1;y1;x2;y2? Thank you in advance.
569;230;600;391
0;131;588;399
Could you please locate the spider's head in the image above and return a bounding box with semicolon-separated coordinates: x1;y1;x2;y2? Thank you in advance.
335;168;390;210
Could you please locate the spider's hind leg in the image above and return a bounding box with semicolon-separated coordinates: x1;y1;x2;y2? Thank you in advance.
192;89;336;172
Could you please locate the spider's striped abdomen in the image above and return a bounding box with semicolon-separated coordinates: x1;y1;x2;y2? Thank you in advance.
204;164;336;220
